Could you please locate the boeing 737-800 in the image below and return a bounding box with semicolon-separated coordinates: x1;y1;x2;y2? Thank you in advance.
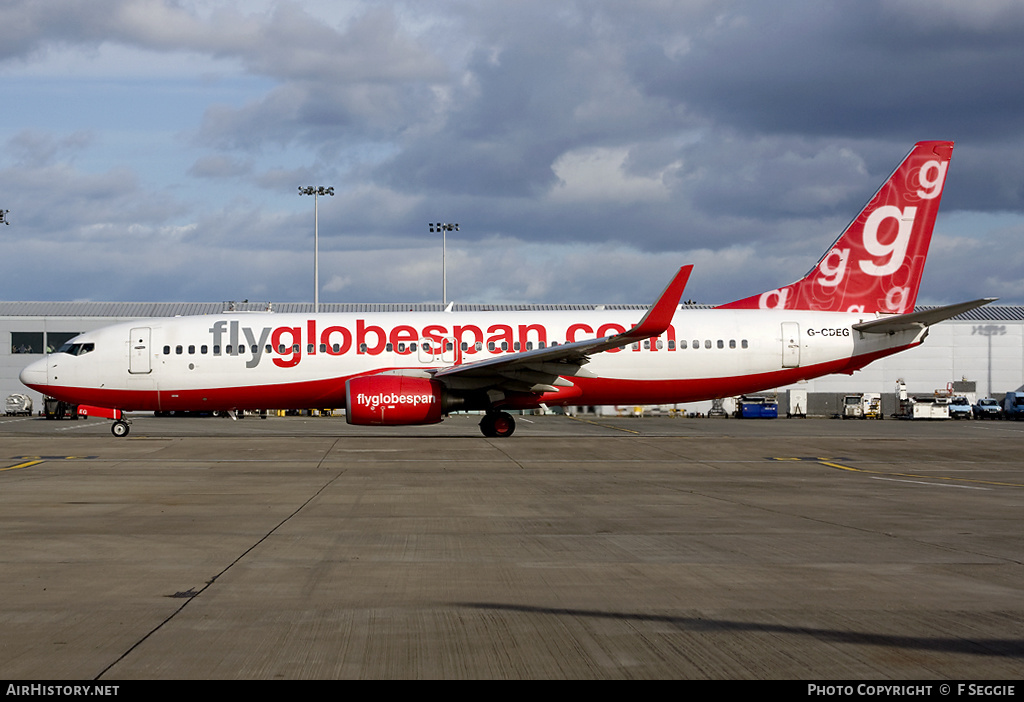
20;141;992;437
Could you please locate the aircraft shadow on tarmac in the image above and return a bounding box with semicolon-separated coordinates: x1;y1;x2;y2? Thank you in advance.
455;602;1024;658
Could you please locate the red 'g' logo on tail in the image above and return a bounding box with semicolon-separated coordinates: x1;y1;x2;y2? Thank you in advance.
719;141;953;314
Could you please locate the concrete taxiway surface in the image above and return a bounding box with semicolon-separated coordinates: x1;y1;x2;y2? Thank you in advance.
1;413;1022;679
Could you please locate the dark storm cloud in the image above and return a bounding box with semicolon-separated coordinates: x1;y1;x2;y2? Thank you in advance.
2;1;1023;305
360;0;1024;261
192;6;447;153
630;1;1024;141
372;3;694;199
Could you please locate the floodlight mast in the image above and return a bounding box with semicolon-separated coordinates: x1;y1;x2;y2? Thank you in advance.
298;186;334;313
429;222;459;306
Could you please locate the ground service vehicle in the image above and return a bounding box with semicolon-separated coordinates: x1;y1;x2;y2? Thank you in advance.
43;396;78;420
1003;392;1024;420
842;394;865;419
5;393;33;416
973;398;1002;419
948;396;973;419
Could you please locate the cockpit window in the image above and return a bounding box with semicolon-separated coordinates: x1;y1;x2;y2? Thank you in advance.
57;342;95;356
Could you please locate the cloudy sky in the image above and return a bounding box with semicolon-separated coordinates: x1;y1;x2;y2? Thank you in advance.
2;0;1023;307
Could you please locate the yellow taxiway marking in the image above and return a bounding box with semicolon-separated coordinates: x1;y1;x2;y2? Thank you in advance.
1;460;44;472
2;456;97;473
776;457;1024;489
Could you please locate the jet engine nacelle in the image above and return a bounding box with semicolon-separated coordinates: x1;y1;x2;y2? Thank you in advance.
345;375;446;426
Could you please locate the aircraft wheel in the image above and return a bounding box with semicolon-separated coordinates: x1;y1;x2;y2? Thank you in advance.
492;411;516;437
111;420;130;437
480;411;516;438
479;414;496;437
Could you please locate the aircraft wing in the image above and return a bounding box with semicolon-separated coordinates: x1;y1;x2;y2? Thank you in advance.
431;265;692;394
852;298;997;334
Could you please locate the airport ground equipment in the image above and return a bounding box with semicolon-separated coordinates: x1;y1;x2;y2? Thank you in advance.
1003;392;1024;420
43;396;78;420
787;389;807;418
948;396;973;419
736;395;778;418
973;398;1003;419
5;393;32;416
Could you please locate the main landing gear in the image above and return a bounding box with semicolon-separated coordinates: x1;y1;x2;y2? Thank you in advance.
479;410;516;438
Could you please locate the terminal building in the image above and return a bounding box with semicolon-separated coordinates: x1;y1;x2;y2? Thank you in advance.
3;301;1023;418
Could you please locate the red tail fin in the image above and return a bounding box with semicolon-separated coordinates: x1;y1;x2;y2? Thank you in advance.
718;141;954;313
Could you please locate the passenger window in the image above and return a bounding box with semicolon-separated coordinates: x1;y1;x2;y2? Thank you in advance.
704;340;711;349
163;345;171;355
742;340;749;349
189;345;196;354
717;340;724;349
176;345;183;354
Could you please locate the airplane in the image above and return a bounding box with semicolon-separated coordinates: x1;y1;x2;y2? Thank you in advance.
20;140;993;438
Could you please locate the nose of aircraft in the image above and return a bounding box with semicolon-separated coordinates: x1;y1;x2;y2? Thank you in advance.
19;357;48;391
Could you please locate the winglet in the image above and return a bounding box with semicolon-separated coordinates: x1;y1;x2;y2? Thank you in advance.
621;265;692;341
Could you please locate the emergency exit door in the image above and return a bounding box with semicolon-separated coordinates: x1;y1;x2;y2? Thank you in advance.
129;327;152;374
781;322;800;368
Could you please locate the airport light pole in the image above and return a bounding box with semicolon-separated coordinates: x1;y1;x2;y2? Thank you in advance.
429;222;458;306
298;186;334;313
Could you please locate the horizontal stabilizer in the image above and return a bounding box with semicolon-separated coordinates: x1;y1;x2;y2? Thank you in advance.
853;298;997;334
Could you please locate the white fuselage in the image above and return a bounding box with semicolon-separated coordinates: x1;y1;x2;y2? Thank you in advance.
21;308;923;412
